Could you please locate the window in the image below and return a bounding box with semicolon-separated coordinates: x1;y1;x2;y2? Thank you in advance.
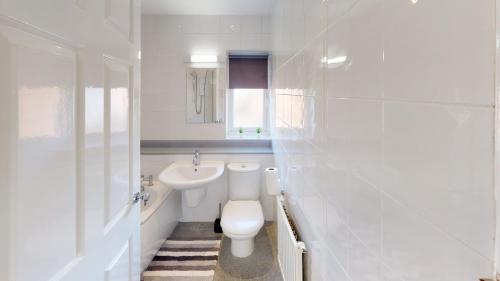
226;53;269;138
232;89;265;128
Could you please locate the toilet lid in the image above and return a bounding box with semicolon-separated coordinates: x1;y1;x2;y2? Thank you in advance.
221;201;264;236
227;162;260;172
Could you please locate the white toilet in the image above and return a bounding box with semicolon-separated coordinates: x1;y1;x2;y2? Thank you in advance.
221;162;264;258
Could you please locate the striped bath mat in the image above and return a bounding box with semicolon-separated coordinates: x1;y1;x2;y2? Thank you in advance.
142;238;221;281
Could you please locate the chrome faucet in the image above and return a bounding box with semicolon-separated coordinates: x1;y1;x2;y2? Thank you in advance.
142;192;150;206
140;174;153;192
139;174;152;206
193;149;200;166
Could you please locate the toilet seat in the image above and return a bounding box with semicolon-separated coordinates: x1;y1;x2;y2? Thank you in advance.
221;200;264;238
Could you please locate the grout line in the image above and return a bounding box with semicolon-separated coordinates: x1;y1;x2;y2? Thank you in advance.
274;93;495;109
331;97;495;109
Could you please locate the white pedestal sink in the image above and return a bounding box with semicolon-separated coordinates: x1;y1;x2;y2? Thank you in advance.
158;161;224;207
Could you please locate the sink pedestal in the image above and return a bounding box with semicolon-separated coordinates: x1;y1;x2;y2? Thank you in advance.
182;186;207;207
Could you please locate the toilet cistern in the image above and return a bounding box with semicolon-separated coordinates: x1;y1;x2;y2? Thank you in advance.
193;149;200;166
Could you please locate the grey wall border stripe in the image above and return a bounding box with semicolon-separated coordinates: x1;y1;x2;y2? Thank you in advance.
141;140;273;155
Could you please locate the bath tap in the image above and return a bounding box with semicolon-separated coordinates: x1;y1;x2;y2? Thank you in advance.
142;192;150;206
140;174;153;195
141;174;153;188
193;150;200;166
139;174;151;206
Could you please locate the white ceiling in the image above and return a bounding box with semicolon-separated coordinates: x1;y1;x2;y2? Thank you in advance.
141;0;273;15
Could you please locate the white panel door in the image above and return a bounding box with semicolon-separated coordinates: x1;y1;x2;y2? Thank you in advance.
0;0;141;281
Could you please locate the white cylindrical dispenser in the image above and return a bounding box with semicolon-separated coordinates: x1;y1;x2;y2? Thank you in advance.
265;167;280;195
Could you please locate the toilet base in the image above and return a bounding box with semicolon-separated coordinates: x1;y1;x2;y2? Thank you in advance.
230;238;254;258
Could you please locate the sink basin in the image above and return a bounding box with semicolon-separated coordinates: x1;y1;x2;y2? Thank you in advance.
159;161;224;207
159;161;224;189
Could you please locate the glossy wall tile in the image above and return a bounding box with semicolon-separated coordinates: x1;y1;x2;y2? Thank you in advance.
141;15;271;140
270;0;496;280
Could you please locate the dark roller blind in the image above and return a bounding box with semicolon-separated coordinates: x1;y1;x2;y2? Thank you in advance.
228;55;268;89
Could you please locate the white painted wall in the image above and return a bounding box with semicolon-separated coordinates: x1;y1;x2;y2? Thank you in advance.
271;0;496;281
141;15;271;140
141;154;275;221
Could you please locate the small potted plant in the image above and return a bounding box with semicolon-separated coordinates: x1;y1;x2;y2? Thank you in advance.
256;127;262;138
239;127;244;137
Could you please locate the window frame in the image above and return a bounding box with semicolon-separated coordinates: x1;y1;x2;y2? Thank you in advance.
225;51;271;139
226;88;270;138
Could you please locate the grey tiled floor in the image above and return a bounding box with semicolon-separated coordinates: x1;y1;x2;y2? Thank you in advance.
169;222;283;281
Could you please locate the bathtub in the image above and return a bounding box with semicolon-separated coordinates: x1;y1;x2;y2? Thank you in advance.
140;181;181;271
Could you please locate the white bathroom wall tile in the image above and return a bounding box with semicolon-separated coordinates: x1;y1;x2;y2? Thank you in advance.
141;16;164;48
141;110;172;140
327;0;359;25
290;95;305;130
303;241;328;281
323;246;352;281
303;0;328;43
141;94;179;112
165;15;201;34
383;0;495;105
381;265;401;281
287;0;305;56
240;34;264;50
302;187;326;236
271;0;495;280
349;235;381;281
142;52;185;96
382;196;493;281
149;87;186;110
326;98;383;187
349;175;381;257
199;15;220;34
260;34;272;51
282;93;292;127
143;109;227;141
326;0;383;99
261;16;272;34
217;34;242;51
303;95;326;144
303;34;326;97
282;133;318;156
322;163;351;220
182;34;223;55
496;0;500;274
283;156;303;204
219;15;241;34
140;155;169;177
384;102;495;258
240;16;262;35
326;200;351;272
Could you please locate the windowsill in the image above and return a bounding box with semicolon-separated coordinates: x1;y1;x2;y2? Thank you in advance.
226;133;271;140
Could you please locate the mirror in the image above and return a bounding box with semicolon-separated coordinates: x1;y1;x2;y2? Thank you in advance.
186;67;225;123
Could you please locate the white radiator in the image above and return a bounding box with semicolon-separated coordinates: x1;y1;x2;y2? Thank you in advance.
277;196;306;281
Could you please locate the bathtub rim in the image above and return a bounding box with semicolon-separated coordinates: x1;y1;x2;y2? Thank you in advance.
140;181;173;225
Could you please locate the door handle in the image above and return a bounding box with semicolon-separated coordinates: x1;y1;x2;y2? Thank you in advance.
132;192;142;204
132;191;150;205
